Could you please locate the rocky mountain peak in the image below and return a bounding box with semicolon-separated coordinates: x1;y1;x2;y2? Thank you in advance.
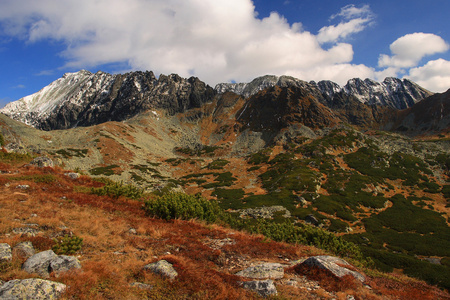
0;70;215;130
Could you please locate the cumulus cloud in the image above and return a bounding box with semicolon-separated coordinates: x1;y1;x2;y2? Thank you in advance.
317;4;374;44
0;0;377;86
406;59;450;92
378;33;449;68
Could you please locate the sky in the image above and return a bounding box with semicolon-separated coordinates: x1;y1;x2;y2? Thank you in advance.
0;0;449;108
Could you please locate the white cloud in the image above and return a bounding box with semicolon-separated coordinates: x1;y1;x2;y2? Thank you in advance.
0;0;379;86
378;33;449;68
330;4;372;21
317;4;374;44
406;59;450;92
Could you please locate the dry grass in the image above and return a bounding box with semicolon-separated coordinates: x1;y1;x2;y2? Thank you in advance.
0;163;449;299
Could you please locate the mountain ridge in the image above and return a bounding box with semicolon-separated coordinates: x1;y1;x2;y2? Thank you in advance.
0;70;433;131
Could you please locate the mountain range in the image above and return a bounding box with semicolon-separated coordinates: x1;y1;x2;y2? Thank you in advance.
0;70;436;132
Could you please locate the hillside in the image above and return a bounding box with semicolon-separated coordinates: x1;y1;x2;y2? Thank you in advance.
0;155;449;299
0;71;449;298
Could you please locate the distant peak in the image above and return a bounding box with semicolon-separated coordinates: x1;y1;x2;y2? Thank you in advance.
62;69;92;78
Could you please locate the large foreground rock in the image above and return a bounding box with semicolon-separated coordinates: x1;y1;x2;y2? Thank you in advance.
0;278;66;299
301;256;365;282
143;260;178;279
236;262;285;279
242;279;277;297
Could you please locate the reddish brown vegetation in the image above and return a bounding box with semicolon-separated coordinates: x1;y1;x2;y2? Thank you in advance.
0;163;449;299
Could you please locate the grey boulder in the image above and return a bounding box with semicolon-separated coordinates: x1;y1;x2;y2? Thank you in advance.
301;256;365;282
22;250;58;277
143;260;178;279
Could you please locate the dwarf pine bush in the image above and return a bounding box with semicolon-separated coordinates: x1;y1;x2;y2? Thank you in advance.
247;219;365;261
53;235;83;255
144;192;223;223
91;179;143;200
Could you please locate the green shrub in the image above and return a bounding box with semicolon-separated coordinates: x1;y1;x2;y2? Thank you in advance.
247;219;365;261
91;179;143;200
0;133;5;147
328;218;349;232
0;151;33;164
248;151;270;165
52;235;83;255
212;188;245;209
89;165;121;176
202;172;237;189
144;192;223;223
206;159;230;170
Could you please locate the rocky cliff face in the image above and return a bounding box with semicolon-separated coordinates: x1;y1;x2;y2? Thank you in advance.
0;70;215;130
338;77;432;109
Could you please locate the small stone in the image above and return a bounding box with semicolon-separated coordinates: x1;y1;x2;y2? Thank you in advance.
16;185;30;190
128;228;137;235
0;278;66;300
130;282;153;290
143;260;178;279
0;243;12;262
242;279;277;297
64;173;80;180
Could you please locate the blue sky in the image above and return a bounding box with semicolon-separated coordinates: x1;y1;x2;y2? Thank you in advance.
0;0;449;108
